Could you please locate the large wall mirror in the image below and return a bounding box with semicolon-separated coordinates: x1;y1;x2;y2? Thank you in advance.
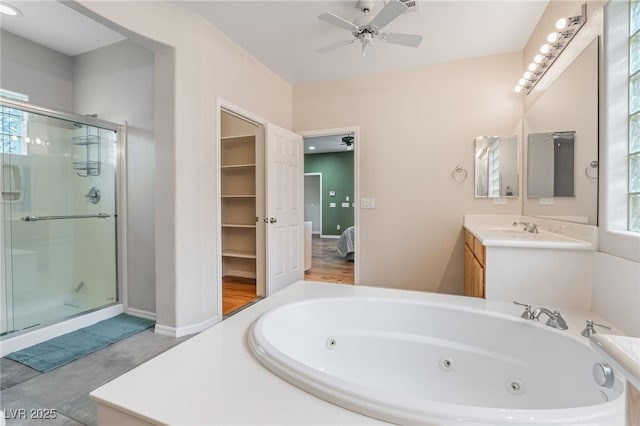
474;135;519;198
528;131;575;198
523;38;599;225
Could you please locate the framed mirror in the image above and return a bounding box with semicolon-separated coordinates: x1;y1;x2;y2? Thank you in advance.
474;135;519;198
523;38;598;224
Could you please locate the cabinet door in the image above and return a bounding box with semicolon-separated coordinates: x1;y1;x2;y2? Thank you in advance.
265;123;304;295
473;256;485;298
464;244;474;297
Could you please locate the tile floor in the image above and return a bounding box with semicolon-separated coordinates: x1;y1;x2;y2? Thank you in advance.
1;329;190;425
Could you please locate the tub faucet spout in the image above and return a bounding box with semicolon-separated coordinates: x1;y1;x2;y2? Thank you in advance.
531;307;568;330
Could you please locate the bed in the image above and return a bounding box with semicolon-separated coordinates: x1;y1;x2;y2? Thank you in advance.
336;226;355;261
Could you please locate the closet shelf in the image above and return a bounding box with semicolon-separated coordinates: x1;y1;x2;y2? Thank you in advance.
221;194;256;198
222;249;256;259
221;163;256;169
222;224;256;228
221;134;256;141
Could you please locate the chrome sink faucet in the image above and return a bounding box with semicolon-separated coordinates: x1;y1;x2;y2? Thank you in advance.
513;302;568;330
512;221;539;233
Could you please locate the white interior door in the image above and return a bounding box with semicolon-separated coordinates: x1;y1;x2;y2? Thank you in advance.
266;123;304;295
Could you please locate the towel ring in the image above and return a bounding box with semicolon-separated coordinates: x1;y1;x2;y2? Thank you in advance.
585;160;598;181
451;166;468;183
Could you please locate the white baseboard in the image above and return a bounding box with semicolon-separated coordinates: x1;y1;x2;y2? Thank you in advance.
320;234;340;239
125;308;156;321
154;315;221;338
0;304;123;357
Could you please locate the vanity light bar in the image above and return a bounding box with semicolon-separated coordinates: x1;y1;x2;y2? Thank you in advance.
515;4;586;94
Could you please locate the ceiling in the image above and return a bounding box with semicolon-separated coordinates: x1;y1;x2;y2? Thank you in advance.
170;0;548;85
0;1;547;85
0;1;125;57
304;134;354;155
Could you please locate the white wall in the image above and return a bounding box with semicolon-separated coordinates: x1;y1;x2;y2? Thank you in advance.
294;53;523;294
73;39;156;315
0;30;73;110
75;1;292;334
592;253;640;337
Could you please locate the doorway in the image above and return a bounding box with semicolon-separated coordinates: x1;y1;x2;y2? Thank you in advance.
304;173;322;235
217;100;305;318
219;109;263;317
300;128;359;285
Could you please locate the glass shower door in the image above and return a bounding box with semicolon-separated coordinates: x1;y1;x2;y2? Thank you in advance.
1;104;118;335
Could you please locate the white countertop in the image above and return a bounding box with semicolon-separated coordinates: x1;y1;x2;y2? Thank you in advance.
590;334;640;391
463;214;596;250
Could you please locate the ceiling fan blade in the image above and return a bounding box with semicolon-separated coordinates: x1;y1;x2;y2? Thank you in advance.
382;33;423;48
318;12;360;32
370;1;408;30
317;39;355;54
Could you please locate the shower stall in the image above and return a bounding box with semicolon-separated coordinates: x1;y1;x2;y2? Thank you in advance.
1;98;124;338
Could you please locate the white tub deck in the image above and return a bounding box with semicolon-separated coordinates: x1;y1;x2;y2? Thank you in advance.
90;281;620;425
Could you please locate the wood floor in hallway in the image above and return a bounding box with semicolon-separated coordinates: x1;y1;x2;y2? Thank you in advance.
223;235;353;316
304;235;354;284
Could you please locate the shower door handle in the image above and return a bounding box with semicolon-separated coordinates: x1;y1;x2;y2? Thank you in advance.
20;213;112;222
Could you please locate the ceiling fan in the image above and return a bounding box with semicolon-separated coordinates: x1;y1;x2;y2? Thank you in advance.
317;0;423;57
341;135;355;150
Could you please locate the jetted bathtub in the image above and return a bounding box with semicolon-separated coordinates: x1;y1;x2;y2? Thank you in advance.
248;297;625;425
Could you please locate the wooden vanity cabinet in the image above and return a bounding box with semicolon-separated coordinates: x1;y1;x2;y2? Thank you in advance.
464;230;485;298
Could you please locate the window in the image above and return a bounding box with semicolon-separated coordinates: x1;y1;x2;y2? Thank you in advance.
629;0;640;231
0;89;28;156
487;144;500;198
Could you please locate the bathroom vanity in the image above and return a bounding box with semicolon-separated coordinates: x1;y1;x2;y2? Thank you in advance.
463;215;597;310
463;230;485;298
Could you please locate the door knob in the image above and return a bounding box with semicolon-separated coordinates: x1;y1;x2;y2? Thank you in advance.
269;217;277;223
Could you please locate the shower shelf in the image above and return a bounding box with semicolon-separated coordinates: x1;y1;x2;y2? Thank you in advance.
73;161;100;175
72;135;100;145
72;134;101;177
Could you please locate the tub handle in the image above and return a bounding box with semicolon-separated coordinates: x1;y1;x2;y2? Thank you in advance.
513;301;533;319
581;320;611;337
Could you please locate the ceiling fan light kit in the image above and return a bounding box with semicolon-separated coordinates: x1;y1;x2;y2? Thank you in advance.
317;0;423;57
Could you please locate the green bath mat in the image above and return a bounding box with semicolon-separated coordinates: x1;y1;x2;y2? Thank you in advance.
6;314;155;372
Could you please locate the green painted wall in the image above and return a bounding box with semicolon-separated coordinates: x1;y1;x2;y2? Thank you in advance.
304;151;354;236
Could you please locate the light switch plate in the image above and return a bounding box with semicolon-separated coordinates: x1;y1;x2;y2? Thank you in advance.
361;198;375;209
329;202;336;208
341;202;350;208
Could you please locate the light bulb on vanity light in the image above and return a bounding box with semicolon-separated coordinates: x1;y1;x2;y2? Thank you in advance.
547;32;559;43
534;54;543;64
556;17;568;30
519;78;526;86
540;44;551;54
523;71;532;80
528;62;538;72
514;85;523;93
